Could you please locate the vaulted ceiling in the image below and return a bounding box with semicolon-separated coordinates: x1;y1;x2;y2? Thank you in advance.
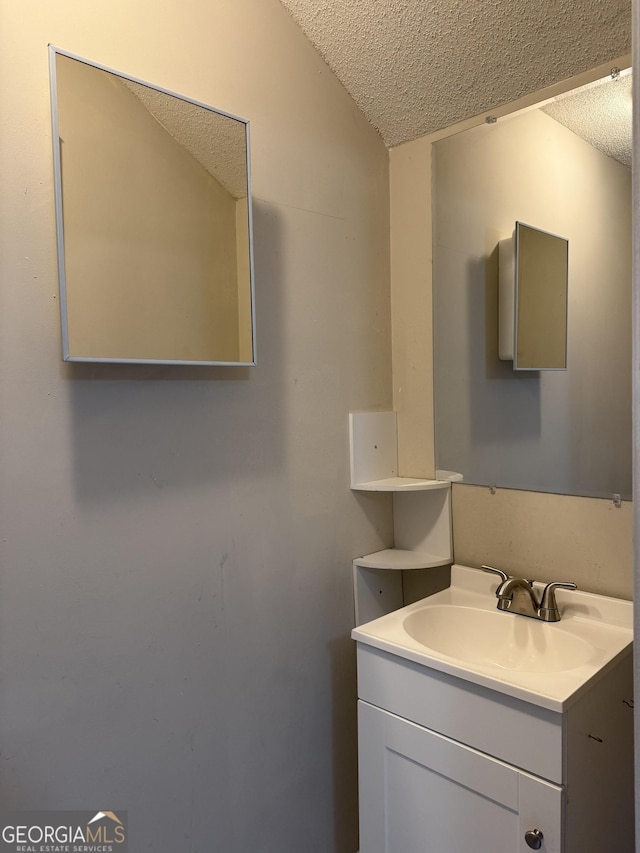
278;0;631;148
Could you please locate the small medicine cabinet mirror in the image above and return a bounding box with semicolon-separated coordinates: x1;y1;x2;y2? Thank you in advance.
499;222;568;370
49;46;256;365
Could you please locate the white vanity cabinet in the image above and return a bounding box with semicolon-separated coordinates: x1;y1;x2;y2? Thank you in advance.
355;643;634;853
358;701;562;853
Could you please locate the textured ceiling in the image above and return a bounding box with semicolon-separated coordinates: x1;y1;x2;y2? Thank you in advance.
542;73;632;169
278;0;631;147
124;79;248;199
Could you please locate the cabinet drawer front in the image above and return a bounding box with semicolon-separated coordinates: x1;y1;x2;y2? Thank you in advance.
385;709;520;810
357;644;563;782
359;701;563;853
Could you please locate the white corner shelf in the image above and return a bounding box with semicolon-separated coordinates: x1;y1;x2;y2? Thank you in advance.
353;549;449;570
435;469;464;483
352;476;450;492
353;486;453;571
349;411;458;492
349;411;459;625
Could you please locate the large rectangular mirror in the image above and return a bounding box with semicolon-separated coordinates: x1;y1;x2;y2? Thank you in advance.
49;46;255;365
433;66;632;499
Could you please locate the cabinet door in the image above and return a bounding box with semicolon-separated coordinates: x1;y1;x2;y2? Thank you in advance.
358;701;563;853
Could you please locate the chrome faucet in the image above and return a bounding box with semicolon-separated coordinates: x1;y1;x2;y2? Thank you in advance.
481;565;576;622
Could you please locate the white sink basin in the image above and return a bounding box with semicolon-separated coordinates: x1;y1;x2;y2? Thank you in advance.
403;603;594;672
352;564;633;710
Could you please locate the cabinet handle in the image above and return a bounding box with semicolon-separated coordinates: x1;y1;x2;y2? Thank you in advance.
525;828;544;849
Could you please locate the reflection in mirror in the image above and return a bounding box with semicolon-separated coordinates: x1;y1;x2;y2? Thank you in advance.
49;46;255;365
433;67;632;499
498;222;569;370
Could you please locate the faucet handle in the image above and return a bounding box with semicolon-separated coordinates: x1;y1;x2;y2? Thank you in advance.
539;581;577;621
481;564;509;583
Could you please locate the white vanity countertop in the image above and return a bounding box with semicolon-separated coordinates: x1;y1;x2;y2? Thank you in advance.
351;564;633;712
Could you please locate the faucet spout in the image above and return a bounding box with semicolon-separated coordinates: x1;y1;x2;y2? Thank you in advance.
481;565;577;621
495;577;541;619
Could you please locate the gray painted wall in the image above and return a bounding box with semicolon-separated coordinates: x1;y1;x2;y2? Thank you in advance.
0;2;392;850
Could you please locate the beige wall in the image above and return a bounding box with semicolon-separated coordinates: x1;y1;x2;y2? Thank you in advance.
453;484;633;599
390;137;435;477
0;2;391;850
